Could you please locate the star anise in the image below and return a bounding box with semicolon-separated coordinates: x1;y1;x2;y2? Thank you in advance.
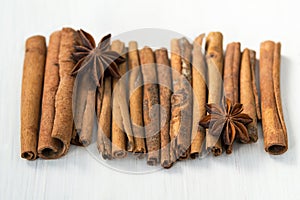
199;99;253;148
71;29;125;86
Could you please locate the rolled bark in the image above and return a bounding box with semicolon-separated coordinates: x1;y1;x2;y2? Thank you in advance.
240;49;259;143
95;86;103;147
223;42;241;154
169;39;182;163
224;42;241;103
205;32;224;156
260;41;288;155
97;77;112;159
155;48;172;168
115;47;135;153
79;90;96;146
176;37;193;160
128;41;146;157
191;34;206;159
37;31;64;159
51;28;79;157
111;40;127;158
21;35;46;160
73;57;95;146
96;86;104;121
251;52;261;121
140;47;160;166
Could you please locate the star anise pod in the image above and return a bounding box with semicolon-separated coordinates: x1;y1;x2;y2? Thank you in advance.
199;99;253;148
71;29;125;86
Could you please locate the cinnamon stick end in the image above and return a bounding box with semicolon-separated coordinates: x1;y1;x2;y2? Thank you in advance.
210;147;222;156
113;150;127;159
190;153;199;159
21;151;37;160
161;160;173;169
25;35;46;50
266;144;288;155
37;144;64;159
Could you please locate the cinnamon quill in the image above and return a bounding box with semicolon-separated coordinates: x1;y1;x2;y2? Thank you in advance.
205;32;224;156
97;77;113;159
155;48;172;168
21;35;46;160
128;41;146;157
240;49;260;143
111;40;127;158
37;31;63;159
223;42;241;153
176;38;193;160
51;28;79;156
259;41;288;155
140;47;160;166
191;34;206;158
169;39;181;163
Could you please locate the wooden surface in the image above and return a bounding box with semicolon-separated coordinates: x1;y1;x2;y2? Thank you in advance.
0;0;299;199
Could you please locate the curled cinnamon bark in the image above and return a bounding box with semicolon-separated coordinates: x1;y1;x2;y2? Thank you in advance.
97;77;113;159
260;41;288;155
224;42;240;103
169;39;181;163
21;35;46;160
128;41;146;157
205;32;224;156
240;49;259;143
37;31;63;159
155;48;172;168
140;47;160;166
191;34;206;158
223;42;241;154
176;37;193;160
111;40;127;158
80;90;96;146
51;28;79;157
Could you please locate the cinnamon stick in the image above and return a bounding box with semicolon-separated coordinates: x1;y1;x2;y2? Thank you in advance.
37;31;64;159
176;38;193;160
155;48;172;168
51;28;79;157
140;47;160;166
115;48;135;153
97;77;112;159
223;42;241;154
191;34;206;158
224;42;241;103
259;41;288;155
128;41;146;157
73;59;96;146
21;35;46;160
240;49;259;143
111;40;127;158
96;86;104;122
251;51;261;121
205;32;224;156
79;90;96;146
169;39;182;163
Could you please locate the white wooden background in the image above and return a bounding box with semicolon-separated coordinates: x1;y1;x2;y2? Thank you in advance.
0;0;299;199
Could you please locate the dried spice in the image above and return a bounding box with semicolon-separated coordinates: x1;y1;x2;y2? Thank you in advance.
72;30;125;86
71;30;125;145
199;99;252;153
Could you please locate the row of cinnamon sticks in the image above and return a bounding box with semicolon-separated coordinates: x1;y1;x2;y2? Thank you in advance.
21;28;288;169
